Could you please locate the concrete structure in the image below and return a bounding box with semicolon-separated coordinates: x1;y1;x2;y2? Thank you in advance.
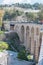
0;51;8;65
3;21;43;62
38;31;43;65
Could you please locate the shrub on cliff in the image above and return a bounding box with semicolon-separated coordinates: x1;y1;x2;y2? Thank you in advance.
0;41;9;50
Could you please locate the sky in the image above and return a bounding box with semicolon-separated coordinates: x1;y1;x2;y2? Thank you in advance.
0;0;43;5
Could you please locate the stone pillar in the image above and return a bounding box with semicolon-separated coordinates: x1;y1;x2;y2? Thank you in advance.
24;27;27;48
35;36;40;62
31;27;35;55
31;37;35;55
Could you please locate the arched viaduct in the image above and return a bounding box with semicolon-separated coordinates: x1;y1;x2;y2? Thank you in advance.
14;22;43;61
3;21;43;61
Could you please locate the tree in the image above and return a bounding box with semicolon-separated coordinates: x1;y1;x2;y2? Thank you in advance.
38;10;43;20
33;3;41;9
3;11;11;21
16;10;23;16
25;12;37;21
3;10;23;21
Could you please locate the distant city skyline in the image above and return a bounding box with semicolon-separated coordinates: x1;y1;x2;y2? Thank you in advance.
0;0;43;5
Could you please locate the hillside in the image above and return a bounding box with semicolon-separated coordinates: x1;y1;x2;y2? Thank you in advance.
0;3;43;22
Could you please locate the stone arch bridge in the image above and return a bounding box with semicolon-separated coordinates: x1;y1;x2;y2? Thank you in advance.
3;21;43;62
14;22;43;61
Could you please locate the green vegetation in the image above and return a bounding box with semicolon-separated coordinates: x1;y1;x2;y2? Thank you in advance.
0;3;43;10
0;31;4;34
2;3;43;22
3;10;23;21
38;10;43;20
17;50;34;61
25;10;43;22
18;50;28;60
0;41;9;51
13;3;43;10
0;41;14;52
2;9;43;23
25;12;37;21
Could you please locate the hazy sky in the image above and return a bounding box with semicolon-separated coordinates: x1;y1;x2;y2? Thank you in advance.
0;0;43;4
